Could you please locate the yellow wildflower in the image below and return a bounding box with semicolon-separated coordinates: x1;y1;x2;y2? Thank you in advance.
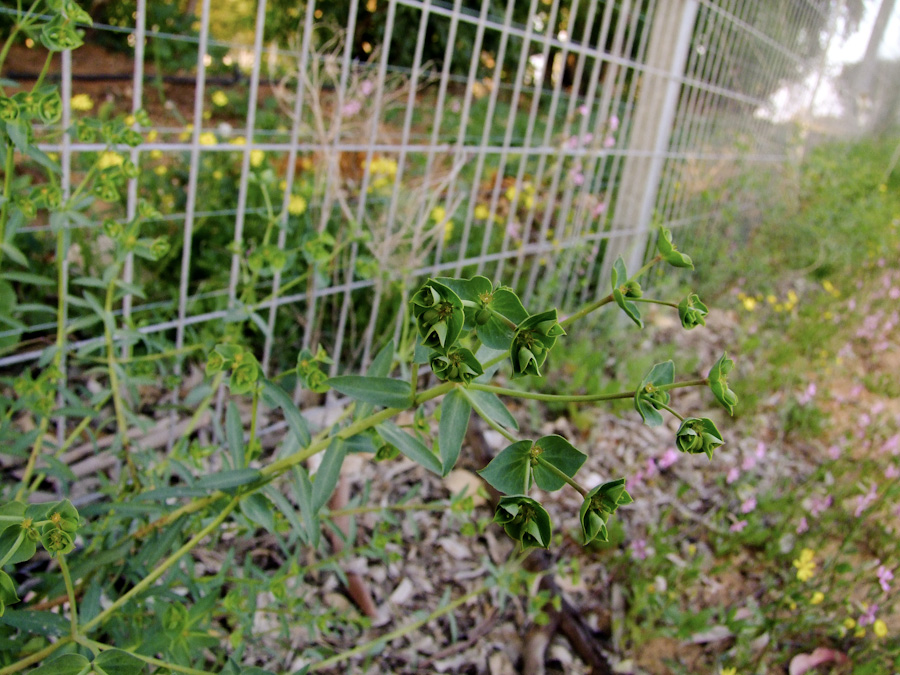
212;170;223;180
474;204;490;220
523;193;534;209
443;220;454;243
721;668;737;675
810;591;824;605
150;150;163;160
250;150;265;168
843;617;856;629
97;152;124;170
71;94;93;111
741;296;756;311
431;205;446;223
854;627;865;638
178;124;194;141
230;136;246;146
198;132;217;146
787;290;798;304
288;194;307;216
793;548;816;581
766;294;777;305
154;165;167;176
873;619;887;638
505;185;517;201
211;90;228;107
124;115;135;126
878;183;887;193
146;130;158;142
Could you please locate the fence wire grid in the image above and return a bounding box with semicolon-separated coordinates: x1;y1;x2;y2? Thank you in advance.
2;0;832;385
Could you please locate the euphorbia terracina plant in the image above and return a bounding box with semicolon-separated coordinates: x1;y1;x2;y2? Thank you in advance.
0;3;737;671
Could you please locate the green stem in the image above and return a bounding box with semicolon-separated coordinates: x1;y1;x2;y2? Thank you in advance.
57;553;78;637
103;272;137;486
15;416;49;501
310;584;490;671
0;529;25;568
82;497;240;633
79;639;217;675
409;362;419;400
0;637;74;675
535;455;588;497
247;385;260;462
0;141;14;269
632;298;678;309
32;51;53;90
0;0;42;78
632;253;663;280
653;400;685;422
559;293;614;329
657;378;707;392
469;382;634;403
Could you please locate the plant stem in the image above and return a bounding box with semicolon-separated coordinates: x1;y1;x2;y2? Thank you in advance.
79;639;217;675
409;362;419;400
32;52;53;90
535;455;588;496
632;298;678;309
247;385;260;462
0;0;42;79
653;400;685;422
632;253;662;280
657;378;707;391
15;416;49;501
559;293;614;329
57;553;78;637
469;382;635;403
83;497;240;633
310;584;490;671
0;637;74;675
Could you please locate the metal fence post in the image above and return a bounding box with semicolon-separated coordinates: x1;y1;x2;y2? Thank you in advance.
603;0;699;279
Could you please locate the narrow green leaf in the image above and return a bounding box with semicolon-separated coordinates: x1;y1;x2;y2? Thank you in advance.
240;493;276;533
367;339;395;377
438;389;471;475
261;379;311;448
376;422;442;475
327;375;412;409
1;271;55;287
291;466;320;548
463;388;519;431
225;401;244;468
532;435;587;492
26;654;90;675
312;438;347;513
0;609;71;637
478;440;532;495
194;469;261;492
93;648;147;675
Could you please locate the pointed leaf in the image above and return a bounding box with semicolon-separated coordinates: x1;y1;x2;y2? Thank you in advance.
26;654;91;675
225;401;244;468
376;422;442;475
367;340;395;377
477;440;532;495
239;493;276;534
532;435;587;492
312;438;347;513
291;466;320;548
93;648;147;675
327;375;412;408
194;469;261;492
438;389;471;475
261;379;311;447
462;388;518;431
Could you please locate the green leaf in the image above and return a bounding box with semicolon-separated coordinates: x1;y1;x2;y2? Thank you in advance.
194;469;261;492
462;388;518;431
327;375;413;409
493;495;552;549
438;389;471;476
225;401;244;468
240;493;276;534
376;422;442;475
0;243;28;268
27;654;91;675
708;353;738;415
1;271;55;287
610;257;643;328
367;340;395;378
0;609;71;636
261;379;311;448
291;466;320;548
312;438;347;513
532;435;586;492
476;286;530;351
477;440;532;495
0;502;25;534
0;528;34;566
93;648;147;675
0;570;19;616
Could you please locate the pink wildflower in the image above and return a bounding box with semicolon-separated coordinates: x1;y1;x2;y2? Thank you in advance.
741;454;756;471
730;520;747;533
882;434;900;455
592;201;607;218
571;170;585;186
885;464;899;479
848;298;856;311
645;457;658;478
726;467;740;484
876;565;893;593
658;448;679;469
608;115;619;131
828;445;842;460
797;517;809;534
890;287;900;300
360;79;375;96
630;538;648;560
859;603;878;626
855;483;878;517
603;135;616;148
341;99;362;116
755;441;767;460
578;104;589;116
741;497;757;514
809;495;833;517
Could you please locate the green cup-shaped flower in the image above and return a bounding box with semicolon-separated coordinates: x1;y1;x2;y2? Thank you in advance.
675;417;724;459
678;293;708;330
40;523;75;555
120;128;144;148
657;226;694;268
150;237;170;260
47;499;80;533
229;353;261;395
510;309;564;379
15;197;36;220
0;96;19;123
93;179;120;203
121;159;140;179
579;478;633;544
206;350;227;376
375;444;400;462
494;495;552;549
708;353;738;415
37;91;62;124
429;347;484;384
411;280;465;350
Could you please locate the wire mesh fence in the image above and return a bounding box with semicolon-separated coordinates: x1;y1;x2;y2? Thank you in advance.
1;0;834;382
